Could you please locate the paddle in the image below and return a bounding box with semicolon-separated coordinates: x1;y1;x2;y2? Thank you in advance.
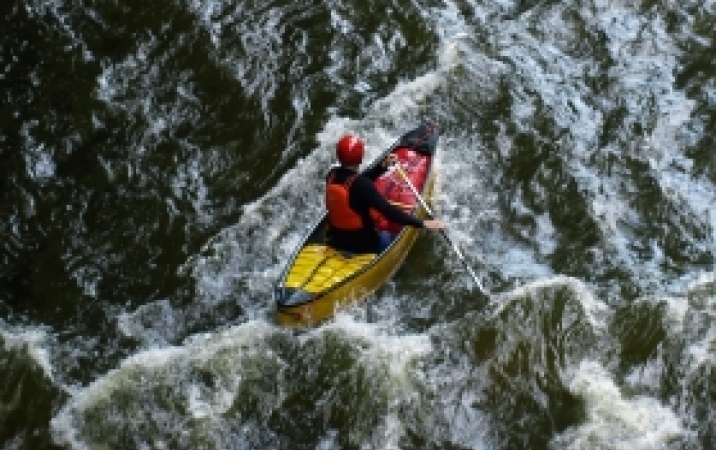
393;164;489;297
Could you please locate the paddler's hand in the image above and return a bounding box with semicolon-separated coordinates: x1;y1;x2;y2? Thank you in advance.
382;154;399;169
422;219;446;230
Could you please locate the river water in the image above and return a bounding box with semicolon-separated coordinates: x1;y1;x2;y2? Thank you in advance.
2;0;715;449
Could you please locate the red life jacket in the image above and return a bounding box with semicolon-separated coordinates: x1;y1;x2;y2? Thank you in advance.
325;172;363;230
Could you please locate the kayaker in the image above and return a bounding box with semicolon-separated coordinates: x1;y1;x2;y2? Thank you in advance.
325;134;445;254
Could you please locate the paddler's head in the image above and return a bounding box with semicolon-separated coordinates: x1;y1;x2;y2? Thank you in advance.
336;134;364;169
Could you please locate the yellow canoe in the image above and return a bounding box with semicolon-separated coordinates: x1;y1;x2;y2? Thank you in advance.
274;122;440;327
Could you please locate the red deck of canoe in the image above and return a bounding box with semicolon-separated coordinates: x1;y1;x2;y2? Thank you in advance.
372;147;430;233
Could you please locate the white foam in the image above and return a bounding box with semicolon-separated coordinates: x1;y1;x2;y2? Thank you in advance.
51;317;437;449
451;0;714;298
682;279;716;367
553;360;683;450
20;121;56;182
51;320;279;449
495;276;610;331
1;324;55;382
305;314;433;449
171;157;212;226
116;299;181;346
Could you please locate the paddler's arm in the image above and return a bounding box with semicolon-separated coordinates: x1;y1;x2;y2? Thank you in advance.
355;177;423;227
374;191;445;230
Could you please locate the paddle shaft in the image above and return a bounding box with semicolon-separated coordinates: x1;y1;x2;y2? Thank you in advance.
393;165;487;295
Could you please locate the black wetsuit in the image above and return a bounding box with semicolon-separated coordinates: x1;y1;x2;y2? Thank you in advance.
325;165;423;254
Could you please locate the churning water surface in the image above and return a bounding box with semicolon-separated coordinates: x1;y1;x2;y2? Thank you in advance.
2;0;716;449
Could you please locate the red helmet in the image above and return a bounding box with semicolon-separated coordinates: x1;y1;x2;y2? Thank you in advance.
336;134;365;166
